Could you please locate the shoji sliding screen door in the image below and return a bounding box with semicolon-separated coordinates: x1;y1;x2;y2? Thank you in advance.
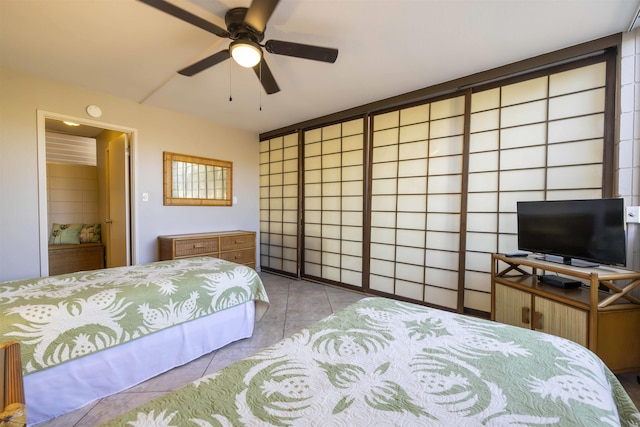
464;59;610;312
302;118;365;288
259;133;299;276
369;97;466;310
259;49;614;317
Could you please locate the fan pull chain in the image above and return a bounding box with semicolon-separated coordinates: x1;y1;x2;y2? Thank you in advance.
229;58;233;102
258;61;262;111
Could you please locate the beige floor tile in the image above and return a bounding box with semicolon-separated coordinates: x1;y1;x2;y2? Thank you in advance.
75;392;166;426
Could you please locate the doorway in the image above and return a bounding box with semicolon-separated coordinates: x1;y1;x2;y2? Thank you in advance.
36;110;137;276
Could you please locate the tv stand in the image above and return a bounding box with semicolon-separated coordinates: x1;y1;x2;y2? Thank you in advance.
491;253;640;373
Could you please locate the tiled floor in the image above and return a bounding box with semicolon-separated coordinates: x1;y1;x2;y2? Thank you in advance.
34;272;639;426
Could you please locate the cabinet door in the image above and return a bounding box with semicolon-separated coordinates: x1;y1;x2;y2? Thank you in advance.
494;283;532;329
533;296;587;347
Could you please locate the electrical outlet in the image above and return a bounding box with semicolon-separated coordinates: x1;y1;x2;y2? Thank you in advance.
626;206;640;223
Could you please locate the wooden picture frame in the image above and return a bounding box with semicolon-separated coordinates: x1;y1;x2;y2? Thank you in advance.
163;152;232;206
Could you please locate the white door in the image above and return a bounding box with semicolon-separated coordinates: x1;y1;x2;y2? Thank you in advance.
105;133;130;267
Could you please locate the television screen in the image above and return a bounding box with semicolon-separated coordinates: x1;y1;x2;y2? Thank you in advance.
517;198;626;266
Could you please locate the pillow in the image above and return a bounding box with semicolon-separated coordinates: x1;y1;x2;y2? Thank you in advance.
49;223;83;245
79;223;102;243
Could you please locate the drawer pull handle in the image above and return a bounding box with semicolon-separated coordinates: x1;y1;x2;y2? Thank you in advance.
235;254;241;259
193;243;205;248
533;312;543;330
521;307;530;324
235;239;242;244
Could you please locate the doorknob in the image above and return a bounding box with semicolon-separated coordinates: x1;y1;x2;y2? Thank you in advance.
105;219;113;224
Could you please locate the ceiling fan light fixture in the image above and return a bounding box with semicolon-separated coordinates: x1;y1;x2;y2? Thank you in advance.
230;39;262;68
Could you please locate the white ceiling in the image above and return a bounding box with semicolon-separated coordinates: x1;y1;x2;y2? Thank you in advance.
1;0;638;134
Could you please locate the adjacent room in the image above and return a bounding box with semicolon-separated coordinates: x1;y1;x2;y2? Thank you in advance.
1;0;639;425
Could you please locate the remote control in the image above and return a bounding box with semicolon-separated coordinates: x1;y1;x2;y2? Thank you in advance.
505;252;528;257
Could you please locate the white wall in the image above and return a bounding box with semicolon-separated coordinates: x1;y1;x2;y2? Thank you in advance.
0;67;260;281
620;31;640;273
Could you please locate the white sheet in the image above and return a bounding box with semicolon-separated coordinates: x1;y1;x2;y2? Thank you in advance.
26;301;255;425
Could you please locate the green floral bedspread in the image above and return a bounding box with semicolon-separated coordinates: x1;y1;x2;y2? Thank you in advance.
102;297;639;427
0;257;269;375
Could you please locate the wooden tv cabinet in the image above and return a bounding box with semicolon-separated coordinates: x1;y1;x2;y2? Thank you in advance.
491;253;640;373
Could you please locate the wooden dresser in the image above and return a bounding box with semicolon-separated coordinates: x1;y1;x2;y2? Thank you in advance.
158;230;256;269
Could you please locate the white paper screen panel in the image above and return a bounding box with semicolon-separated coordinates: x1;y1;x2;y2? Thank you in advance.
303;118;364;287
470;130;499;152
372;162;398;179
500;100;547;128
501;76;548;106
501;124;546;149
259;133;299;274
548;88;605;120
548;139;603;166
549;62;606;96
465;251;491;271
465;60;607;313
427;287;459;310
400;123;429;143
370;96;464;310
548;114;604;143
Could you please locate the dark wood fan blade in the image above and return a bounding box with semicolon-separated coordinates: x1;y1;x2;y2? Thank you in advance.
244;0;279;33
265;40;338;63
178;50;230;76
253;59;280;94
138;0;230;38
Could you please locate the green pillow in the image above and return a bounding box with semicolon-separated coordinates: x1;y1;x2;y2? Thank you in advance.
80;223;102;243
49;223;83;245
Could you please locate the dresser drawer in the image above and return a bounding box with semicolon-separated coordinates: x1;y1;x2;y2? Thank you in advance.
221;234;255;251
174;238;218;257
220;248;255;265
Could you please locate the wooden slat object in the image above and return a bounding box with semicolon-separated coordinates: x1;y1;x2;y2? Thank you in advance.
0;341;26;427
494;284;531;329
48;243;105;276
158;231;256;269
534;295;588;347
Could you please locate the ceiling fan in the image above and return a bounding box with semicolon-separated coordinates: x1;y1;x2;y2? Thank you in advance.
138;0;339;94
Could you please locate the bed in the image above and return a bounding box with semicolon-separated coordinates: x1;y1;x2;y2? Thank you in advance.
101;297;639;426
0;256;269;426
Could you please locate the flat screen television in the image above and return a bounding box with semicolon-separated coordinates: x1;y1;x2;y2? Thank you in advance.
516;198;626;267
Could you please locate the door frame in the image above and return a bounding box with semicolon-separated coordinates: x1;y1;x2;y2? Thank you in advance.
36;110;138;276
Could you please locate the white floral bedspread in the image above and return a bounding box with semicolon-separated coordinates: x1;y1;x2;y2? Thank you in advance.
0;257;269;374
101;297;639;426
